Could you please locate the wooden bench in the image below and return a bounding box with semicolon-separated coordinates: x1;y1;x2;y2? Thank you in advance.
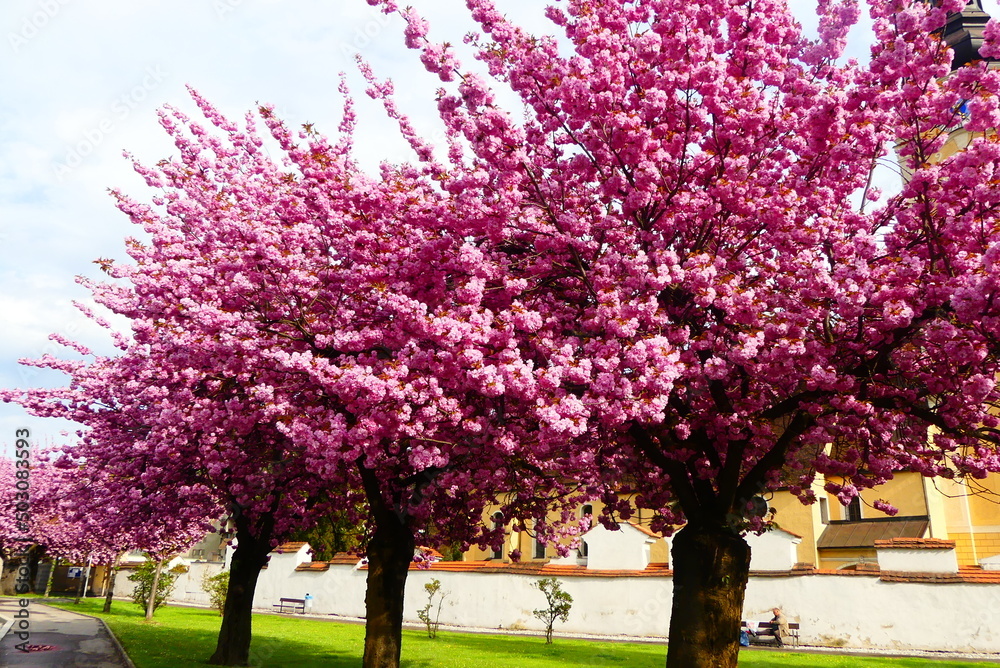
741;621;801;647
273;597;306;614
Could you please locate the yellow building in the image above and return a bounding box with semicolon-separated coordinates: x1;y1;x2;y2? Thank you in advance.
463;500;672;566
464;468;1000;574
765;471;1000;570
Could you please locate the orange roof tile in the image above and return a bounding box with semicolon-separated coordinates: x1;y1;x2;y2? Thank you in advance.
958;566;1000;584
879;571;963;583
370;560;678;578
626;522;662;539
272;542;309;554
874;538;956;550
326;555;362;566
417;547;445;558
295;562;331;572
811;568;880;576
774;527;804;539
300;557;1000;584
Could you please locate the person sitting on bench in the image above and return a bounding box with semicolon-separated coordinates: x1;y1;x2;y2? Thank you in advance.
770;607;790;647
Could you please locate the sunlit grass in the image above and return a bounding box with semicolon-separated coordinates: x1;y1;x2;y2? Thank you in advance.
11;596;988;668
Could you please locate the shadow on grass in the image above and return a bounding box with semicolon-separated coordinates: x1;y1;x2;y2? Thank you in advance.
737;648;994;668
401;630;665;668
28;598;992;668
40;600;361;668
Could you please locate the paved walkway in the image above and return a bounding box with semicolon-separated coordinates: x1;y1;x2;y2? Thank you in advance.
0;599;132;668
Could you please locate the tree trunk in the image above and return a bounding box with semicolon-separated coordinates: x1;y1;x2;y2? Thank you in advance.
0;557;19;596
26;547;42;594
208;513;274;666
145;559;164;620
44;557;58;597
665;522;751;668
362;512;416;668
103;555;124;613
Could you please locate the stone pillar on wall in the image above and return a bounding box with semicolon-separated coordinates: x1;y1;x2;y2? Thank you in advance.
981;554;1000;571
875;538;959;574
746;528;802;571
582;523;658;571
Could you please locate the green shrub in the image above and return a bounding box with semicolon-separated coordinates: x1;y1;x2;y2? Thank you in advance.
532;577;572;644
416;578;447;638
201;570;229;616
127;561;178;616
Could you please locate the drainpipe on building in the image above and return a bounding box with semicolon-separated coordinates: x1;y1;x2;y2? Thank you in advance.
962;482;980;565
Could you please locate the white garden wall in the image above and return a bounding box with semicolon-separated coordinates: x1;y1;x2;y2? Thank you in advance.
251;547;677;638
113;560;227;608
136;541;1000;655
742;574;1000;652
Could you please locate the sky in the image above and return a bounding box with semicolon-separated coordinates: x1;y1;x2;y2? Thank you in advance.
0;0;996;455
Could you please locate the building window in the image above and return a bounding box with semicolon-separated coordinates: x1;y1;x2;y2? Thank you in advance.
533;538;546;560
845;496;862;522
579;505;594;558
578;505;593;559
491;511;504;560
819;497;829;524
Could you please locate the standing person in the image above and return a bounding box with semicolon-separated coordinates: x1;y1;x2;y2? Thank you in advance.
770;607;790;646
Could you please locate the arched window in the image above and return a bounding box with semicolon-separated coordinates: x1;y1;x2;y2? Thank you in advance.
845;496;862;522
579;505;593;558
491;511;504;559
533;537;546;560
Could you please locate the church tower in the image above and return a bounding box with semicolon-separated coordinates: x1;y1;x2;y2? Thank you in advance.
942;0;993;69
933;1;996;162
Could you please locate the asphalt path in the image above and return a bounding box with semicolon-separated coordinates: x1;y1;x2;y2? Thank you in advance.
0;598;132;668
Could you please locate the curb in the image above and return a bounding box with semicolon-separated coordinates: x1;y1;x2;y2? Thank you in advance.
2;602;137;668
58;606;137;668
97;615;138;668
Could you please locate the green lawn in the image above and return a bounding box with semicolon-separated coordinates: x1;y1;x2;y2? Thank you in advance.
18;597;992;668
